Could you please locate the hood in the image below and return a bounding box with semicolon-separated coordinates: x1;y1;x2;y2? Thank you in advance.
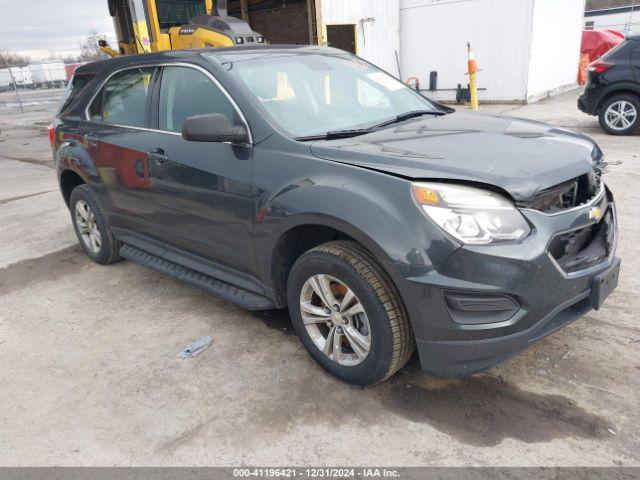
310;112;601;202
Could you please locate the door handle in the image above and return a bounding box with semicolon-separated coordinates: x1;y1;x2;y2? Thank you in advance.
84;133;98;147
148;148;169;165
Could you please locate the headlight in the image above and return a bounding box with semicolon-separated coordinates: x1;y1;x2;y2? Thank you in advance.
411;182;530;245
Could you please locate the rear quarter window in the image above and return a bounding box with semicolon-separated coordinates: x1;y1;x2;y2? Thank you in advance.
602;40;630;61
58;74;94;115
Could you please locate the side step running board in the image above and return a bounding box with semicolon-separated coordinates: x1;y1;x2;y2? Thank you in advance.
120;244;275;310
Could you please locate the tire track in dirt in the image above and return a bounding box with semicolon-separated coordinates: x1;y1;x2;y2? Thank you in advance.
0;153;53;169
0;245;90;296
0;190;56;205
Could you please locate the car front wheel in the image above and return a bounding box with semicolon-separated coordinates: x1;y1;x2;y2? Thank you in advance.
287;240;414;385
598;94;640;135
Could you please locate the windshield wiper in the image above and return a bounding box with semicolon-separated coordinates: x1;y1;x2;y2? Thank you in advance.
371;109;446;129
295;109;447;141
295;128;374;141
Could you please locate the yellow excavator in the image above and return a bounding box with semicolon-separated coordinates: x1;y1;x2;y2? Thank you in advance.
100;0;265;57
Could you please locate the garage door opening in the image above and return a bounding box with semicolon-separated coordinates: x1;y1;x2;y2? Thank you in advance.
228;0;318;45
326;24;357;54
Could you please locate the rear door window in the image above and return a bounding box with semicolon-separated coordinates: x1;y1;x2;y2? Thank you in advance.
158;66;239;133
88;67;155;127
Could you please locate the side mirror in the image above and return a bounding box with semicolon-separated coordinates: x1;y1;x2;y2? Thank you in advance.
182;113;248;143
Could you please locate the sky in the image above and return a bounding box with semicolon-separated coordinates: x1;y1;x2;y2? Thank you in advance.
0;0;116;60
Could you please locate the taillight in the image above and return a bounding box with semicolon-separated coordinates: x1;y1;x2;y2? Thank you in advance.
48;123;55;147
588;61;614;74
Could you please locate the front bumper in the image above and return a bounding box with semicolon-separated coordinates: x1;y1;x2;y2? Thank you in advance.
392;186;619;377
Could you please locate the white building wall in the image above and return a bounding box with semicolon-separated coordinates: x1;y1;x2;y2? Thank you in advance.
399;0;534;102
584;10;640;35
398;0;585;103
526;0;585;102
321;0;400;75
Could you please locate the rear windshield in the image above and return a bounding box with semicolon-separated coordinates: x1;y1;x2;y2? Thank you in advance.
601;40;629;60
58;73;94;115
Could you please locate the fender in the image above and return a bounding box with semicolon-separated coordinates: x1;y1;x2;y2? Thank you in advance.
593;81;640;113
56;132;103;186
54;120;111;211
253;168;461;297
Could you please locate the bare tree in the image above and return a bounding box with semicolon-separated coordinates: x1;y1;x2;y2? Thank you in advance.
0;50;31;66
62;55;80;64
79;31;110;62
45;51;81;64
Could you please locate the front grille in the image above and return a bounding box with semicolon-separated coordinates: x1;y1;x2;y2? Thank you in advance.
519;170;601;214
549;207;615;274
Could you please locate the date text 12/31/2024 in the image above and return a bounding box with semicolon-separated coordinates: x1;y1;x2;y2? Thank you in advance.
233;468;400;478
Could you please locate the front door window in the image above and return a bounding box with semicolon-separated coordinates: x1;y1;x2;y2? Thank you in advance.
158;66;239;133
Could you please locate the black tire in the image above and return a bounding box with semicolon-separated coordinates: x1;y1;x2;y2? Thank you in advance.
287;240;414;385
598;94;640;135
69;184;120;265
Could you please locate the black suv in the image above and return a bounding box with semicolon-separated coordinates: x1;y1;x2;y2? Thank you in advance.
53;46;620;385
579;34;640;135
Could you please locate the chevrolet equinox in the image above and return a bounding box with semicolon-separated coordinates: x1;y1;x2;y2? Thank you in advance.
52;46;620;385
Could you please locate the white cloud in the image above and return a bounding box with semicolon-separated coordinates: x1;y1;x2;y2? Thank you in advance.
0;0;116;59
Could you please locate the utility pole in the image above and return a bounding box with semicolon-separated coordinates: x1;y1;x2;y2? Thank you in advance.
626;0;637;35
0;52;24;113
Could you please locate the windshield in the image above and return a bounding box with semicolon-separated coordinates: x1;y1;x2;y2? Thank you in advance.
231;54;440;138
156;0;206;29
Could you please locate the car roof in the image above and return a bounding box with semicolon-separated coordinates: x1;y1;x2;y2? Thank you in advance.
74;45;344;76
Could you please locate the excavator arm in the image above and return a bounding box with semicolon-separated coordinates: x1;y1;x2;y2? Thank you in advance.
98;39;120;58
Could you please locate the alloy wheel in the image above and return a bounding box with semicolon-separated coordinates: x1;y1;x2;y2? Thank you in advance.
75;200;102;254
299;274;371;366
604;100;637;131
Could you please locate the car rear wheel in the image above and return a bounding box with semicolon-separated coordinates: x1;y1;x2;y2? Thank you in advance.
70;185;120;265
599;94;640;135
287;240;414;385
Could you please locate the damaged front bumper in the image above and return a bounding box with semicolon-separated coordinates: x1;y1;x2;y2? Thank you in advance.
395;186;620;377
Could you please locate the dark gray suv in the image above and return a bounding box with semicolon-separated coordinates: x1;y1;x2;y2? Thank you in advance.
52;46;620;385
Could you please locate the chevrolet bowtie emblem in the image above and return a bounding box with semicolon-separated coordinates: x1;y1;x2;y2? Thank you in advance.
589;206;603;221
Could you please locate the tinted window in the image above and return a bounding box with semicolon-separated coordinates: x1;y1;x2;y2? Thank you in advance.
89;67;154;127
602;40;629;61
59;73;93;114
158;66;239;133
156;0;206;29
